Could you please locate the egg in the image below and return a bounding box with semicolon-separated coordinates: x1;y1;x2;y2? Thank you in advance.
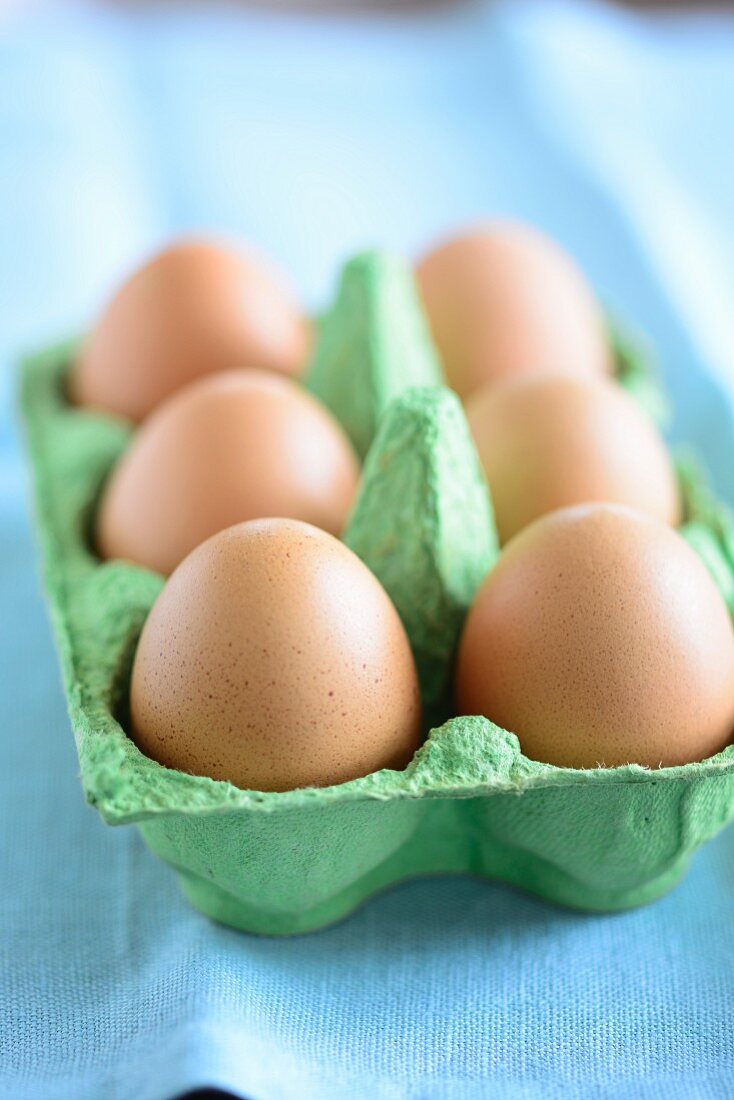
71;239;309;421
415;222;611;401
466;374;680;544
97;370;359;575
130;518;422;792
456;504;734;770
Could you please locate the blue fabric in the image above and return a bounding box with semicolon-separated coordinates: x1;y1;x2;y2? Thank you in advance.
2;2;734;1097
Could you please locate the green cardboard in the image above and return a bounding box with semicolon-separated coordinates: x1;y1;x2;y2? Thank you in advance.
304;250;442;458
345;385;498;725
610;314;671;427
19;258;734;934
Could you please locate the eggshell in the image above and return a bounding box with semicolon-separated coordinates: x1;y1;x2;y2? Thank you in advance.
71;239;309;421
97;370;359;575
466;374;680;544
415;222;611;400
130;518;422;792
456;504;734;770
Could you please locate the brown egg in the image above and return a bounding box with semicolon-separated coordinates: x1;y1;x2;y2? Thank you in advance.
466;374;680;544
456;504;734;769
71;239;309;421
130;518;422;792
415;222;611;401
97;370;359;576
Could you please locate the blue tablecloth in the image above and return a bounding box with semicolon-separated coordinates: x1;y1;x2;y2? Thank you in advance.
2;2;734;1097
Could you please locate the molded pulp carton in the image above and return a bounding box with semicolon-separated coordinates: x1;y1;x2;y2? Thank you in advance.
20;252;734;934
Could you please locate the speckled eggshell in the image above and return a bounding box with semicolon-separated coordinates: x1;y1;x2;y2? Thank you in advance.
97;370;360;576
456;504;734;770
466;374;680;544
415;222;611;401
71;239;309;421
130;518;423;792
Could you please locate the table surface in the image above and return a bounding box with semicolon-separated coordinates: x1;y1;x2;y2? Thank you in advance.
3;2;734;1099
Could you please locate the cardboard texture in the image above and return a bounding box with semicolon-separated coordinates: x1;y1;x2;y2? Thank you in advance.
19;252;734;934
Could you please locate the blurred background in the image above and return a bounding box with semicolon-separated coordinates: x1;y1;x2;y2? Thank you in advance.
4;1;734;487
3;2;734;1099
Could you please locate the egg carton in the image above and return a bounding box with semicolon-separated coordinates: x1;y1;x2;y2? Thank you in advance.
20;252;734;935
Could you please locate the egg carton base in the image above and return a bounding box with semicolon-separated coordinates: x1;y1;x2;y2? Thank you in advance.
19;293;734;937
162;837;691;936
138;790;694;935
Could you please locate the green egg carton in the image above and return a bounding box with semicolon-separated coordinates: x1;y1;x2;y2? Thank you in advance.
20;251;734;935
